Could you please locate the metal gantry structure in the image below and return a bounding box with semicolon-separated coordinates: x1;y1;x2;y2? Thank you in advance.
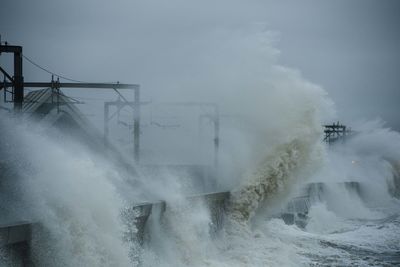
0;43;23;111
104;92;144;162
323;121;351;144
0;42;140;161
159;102;220;168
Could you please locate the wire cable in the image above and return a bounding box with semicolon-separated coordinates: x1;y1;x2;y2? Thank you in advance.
22;54;88;83
1;39;88;83
22;54;119;84
19;53;132;105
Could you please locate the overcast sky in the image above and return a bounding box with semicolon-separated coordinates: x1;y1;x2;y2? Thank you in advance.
1;0;399;130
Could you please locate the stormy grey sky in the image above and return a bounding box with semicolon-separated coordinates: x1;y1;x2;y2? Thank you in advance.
1;0;399;130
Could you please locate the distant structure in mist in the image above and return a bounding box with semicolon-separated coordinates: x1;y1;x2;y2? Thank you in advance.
323;122;353;144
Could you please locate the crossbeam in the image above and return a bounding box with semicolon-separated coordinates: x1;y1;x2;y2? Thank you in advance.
0;82;138;90
104;97;141;162
0;45;22;54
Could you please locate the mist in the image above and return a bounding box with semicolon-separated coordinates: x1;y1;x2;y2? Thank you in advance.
1;0;400;266
1;0;399;130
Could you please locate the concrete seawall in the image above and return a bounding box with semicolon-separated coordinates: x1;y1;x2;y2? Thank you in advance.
0;182;364;263
129;182;364;241
129;191;230;243
0;221;32;265
281;181;362;226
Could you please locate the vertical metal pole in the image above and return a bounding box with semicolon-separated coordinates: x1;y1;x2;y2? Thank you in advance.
13;48;23;112
342;125;346;143
133;87;140;162
213;107;220;169
117;96;121;122
56;77;60;114
3;77;6;102
198;114;204;146
104;102;109;146
51;75;55;104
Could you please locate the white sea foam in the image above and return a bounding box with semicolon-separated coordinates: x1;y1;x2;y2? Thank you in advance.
0;117;132;266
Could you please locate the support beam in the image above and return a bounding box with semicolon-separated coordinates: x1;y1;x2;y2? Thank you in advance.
0;66;14;82
104;102;110;146
13;50;23;111
213;106;220;168
0;45;22;54
0;44;24;112
133;88;140;162
104;96;143;163
0;82;139;90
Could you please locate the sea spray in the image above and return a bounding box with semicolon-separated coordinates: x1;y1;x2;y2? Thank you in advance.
0;115;133;266
140;198;214;267
0;25;352;266
230;133;323;222
134;26;335;266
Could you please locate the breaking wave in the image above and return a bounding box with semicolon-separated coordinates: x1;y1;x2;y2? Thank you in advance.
230;136;321;222
1;25;399;267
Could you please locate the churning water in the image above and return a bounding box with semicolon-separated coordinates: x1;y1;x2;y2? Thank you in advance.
1;28;399;266
137;121;400;267
2;114;399;266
